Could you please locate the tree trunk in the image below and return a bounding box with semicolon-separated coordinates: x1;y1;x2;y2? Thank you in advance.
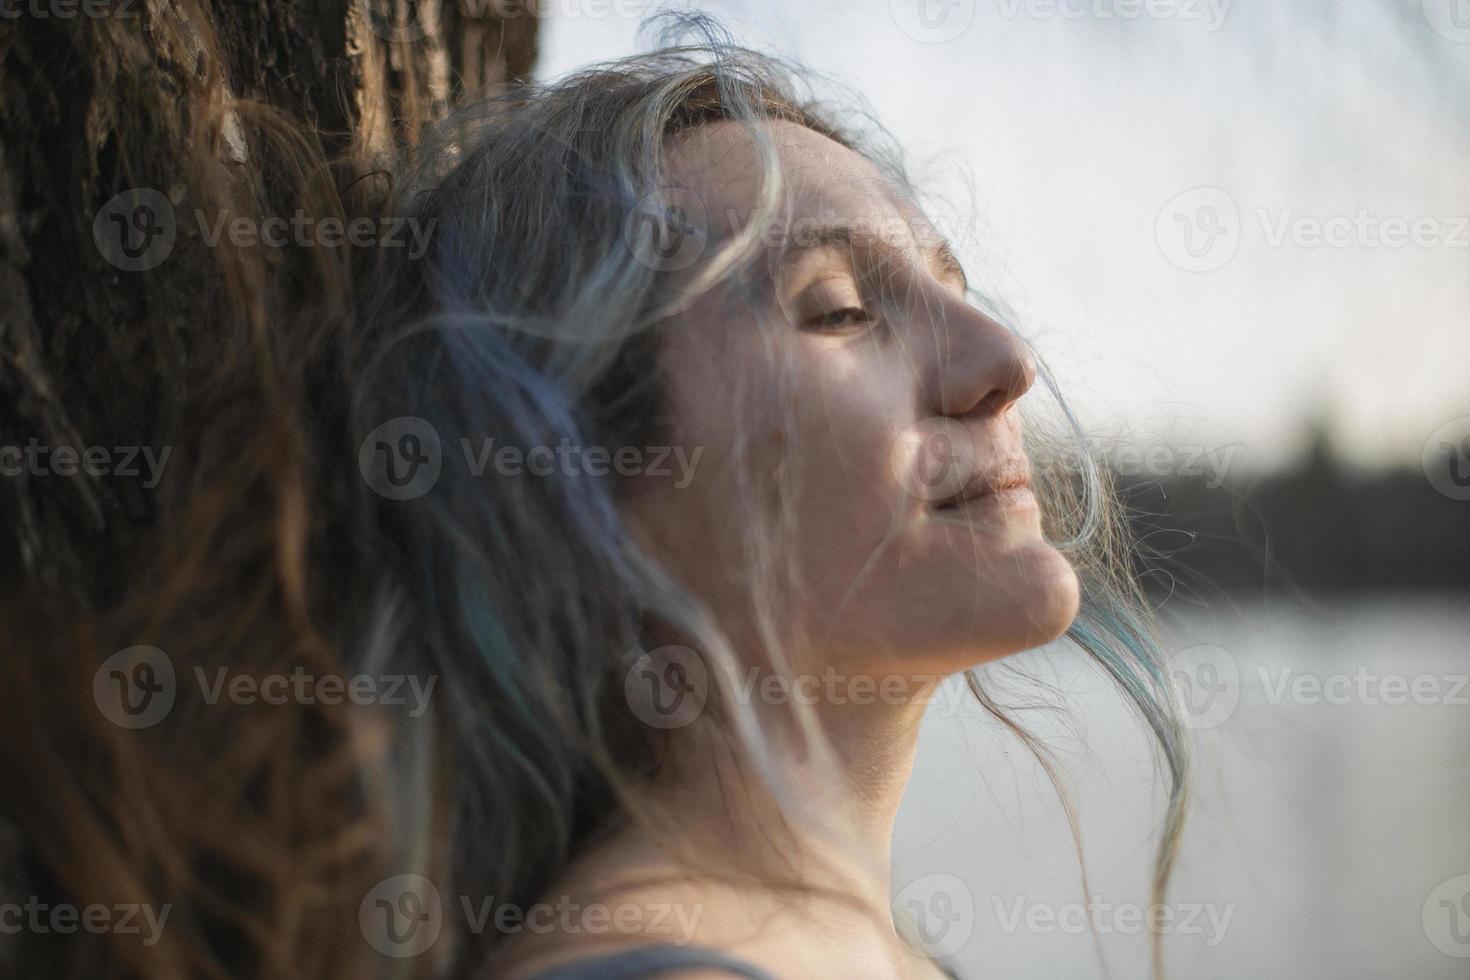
0;0;538;598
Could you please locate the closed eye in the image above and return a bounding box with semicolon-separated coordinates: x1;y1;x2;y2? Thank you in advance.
804;306;877;332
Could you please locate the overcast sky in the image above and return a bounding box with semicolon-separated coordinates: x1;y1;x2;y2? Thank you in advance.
539;0;1470;468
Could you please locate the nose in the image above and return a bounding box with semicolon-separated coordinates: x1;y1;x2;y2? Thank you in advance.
920;296;1037;420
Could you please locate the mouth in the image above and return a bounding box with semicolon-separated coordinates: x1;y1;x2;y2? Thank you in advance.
930;459;1035;515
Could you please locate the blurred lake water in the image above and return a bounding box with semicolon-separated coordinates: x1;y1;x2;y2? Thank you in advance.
894;593;1470;979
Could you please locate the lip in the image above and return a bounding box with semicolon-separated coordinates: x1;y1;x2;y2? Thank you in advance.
930;459;1034;513
937;484;1037;514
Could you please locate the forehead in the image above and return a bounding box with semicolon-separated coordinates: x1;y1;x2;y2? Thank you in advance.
664;119;939;248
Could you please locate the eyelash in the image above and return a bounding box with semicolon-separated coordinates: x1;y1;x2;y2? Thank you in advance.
806;306;877;332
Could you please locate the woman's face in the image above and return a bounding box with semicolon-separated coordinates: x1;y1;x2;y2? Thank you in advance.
625;120;1078;688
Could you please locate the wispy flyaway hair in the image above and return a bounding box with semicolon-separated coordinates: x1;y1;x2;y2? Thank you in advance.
0;13;1187;980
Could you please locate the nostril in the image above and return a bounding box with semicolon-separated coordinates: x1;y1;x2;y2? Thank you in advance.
975;388;1010;417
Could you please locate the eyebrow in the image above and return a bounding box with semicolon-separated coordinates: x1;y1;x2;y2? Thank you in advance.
777;223;970;294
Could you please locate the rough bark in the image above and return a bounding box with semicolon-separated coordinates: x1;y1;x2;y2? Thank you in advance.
0;0;537;599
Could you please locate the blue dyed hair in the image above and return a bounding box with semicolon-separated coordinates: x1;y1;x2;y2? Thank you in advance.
338;17;1189;979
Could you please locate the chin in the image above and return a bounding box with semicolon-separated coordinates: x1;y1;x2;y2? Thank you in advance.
831;539;1080;677
926;538;1081;668
1008;539;1082;648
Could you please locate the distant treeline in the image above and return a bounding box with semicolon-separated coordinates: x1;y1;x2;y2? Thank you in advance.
1117;435;1470;599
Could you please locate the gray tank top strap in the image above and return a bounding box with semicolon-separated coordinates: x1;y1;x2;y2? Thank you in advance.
521;944;778;979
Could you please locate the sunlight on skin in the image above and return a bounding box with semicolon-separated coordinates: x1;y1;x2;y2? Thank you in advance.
499;121;1078;980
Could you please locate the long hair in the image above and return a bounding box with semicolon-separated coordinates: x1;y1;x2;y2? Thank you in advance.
0;15;1187;980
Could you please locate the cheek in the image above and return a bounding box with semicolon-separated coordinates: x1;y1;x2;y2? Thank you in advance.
783;353;917;581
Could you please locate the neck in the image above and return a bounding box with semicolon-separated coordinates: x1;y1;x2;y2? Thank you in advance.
652;674;936;897
506;673;947;980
